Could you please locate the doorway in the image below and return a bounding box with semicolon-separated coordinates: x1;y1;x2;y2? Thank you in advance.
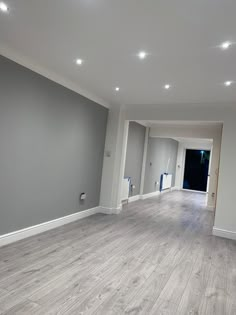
183;149;210;192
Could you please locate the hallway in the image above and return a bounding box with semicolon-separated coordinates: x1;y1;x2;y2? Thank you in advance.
0;191;235;314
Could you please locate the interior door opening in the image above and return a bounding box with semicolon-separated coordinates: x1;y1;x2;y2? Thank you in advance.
183;149;210;192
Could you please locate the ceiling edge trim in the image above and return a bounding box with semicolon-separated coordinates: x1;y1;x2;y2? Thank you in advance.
0;44;110;109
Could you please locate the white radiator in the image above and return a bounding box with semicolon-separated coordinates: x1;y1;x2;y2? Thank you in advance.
160;173;172;191
122;178;130;201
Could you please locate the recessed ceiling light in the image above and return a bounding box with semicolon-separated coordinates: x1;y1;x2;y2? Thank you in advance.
224;81;233;87
76;59;83;65
164;84;171;89
138;51;147;59
115;87;120;91
0;2;8;12
221;41;232;50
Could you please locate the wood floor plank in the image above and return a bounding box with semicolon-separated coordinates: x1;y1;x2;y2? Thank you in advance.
149;298;178;315
197;234;229;315
176;239;211;314
198;266;228;315
1;300;41;315
0;191;235;314
225;240;236;315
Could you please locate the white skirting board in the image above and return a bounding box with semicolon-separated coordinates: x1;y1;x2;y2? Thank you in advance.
212;227;236;241
99;206;122;215
129;187;179;202
171;186;180;191
181;189;207;194
0;206;100;247
206;205;215;211
0;188;179;247
128;195;141;202
140;191;160;200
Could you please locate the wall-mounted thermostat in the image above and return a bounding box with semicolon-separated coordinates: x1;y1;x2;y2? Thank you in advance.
80;193;86;200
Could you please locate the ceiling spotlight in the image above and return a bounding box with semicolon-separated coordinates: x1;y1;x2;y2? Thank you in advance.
0;2;8;12
138;51;147;59
76;59;83;65
221;41;232;50
224;81;233;87
164;84;171;89
115;87;120;91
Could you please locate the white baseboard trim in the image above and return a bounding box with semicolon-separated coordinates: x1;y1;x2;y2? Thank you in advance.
0;206;100;248
99;205;122;215
212;227;236;241
171;186;180;191
128;195;140;202
127;188;178;202
140;191;160;200
160;188;172;194
206;205;215;211
181;189;207;194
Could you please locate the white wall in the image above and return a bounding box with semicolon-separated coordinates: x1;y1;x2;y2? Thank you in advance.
139;127;149;195
144;137;178;193
124;122;146;196
100;104;236;240
99;107;129;211
149;124;220;139
149;124;222;208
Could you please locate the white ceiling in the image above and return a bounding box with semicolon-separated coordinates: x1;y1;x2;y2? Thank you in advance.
0;0;236;107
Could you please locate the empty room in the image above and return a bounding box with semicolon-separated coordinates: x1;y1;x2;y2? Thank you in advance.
0;1;236;314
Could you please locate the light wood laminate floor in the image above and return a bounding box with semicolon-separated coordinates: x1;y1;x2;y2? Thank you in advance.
0;191;236;314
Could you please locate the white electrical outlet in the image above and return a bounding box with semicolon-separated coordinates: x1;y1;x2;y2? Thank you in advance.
80;193;86;200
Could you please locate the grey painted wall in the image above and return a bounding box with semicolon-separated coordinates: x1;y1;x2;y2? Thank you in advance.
124;122;146;196
144;138;178;194
0;55;108;235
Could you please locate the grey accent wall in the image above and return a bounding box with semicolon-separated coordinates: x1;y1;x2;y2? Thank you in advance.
0;55;108;235
124;122;146;196
144;138;178;194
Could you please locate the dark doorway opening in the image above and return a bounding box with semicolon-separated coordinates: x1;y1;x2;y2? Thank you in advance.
183;149;210;192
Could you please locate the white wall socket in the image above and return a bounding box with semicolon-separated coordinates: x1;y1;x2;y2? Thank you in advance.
80;193;86;200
